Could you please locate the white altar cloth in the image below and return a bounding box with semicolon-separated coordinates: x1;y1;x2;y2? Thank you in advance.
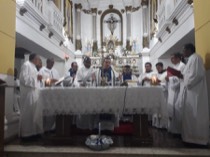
34;86;167;132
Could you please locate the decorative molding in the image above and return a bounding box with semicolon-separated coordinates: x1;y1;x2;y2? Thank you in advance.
132;6;140;12
75;3;82;10
48;32;54;38
91;8;97;14
125;5;140;13
83;8;97;14
187;0;193;5
141;0;149;8
19;7;27;16
59;41;63;46
121;9;125;14
39;24;45;31
125;6;132;12
83;9;92;14
158;37;162;43
172;17;179;25
98;10;102;15
109;5;114;9
165;27;171;34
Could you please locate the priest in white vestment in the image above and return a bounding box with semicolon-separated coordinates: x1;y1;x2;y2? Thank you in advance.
39;58;60;132
19;53;43;138
39;58;60;86
182;43;209;145
167;52;185;134
74;56;97;129
74;56;96;87
138;62;155;86
152;62;168;128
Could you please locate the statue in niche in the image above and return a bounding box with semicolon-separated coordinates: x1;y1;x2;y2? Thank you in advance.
104;14;120;35
108;41;114;50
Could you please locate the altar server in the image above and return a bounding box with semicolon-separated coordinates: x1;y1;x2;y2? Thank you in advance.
167;52;185;134
19;53;43;138
138;62;155;86
181;43;209;145
155;62;167;85
152;62;167;128
74;56;96;87
39;58;60;85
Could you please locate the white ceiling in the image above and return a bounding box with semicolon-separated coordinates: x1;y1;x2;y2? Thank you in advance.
73;0;141;10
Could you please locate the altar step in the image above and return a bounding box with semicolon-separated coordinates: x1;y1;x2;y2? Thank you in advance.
4;145;210;157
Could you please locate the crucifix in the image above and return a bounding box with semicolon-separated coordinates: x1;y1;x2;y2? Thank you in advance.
104;14;120;35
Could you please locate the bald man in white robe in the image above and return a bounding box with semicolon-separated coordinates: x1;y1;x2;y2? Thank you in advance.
19;54;43;138
181;43;209;145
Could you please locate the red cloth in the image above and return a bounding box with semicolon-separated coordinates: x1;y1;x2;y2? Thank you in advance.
167;66;181;77
114;122;134;135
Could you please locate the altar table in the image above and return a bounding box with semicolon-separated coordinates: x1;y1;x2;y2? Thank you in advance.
34;86;167;138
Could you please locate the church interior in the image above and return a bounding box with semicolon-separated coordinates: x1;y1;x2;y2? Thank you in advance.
1;0;210;156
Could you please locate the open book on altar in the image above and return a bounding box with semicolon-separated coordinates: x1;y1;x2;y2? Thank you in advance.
166;66;181;77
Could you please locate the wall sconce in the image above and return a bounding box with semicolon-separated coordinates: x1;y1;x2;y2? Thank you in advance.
172;18;178;25
166;27;171;34
158;37;162;43
48;32;53;38
39;24;45;31
19;7;27;16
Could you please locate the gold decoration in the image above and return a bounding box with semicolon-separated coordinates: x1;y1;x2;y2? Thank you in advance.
76;39;82;50
64;0;73;42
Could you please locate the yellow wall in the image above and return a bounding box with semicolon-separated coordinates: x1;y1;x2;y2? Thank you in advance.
0;0;16;75
194;0;210;70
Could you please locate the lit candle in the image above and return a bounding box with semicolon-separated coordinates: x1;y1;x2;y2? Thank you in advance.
45;78;51;86
151;75;157;85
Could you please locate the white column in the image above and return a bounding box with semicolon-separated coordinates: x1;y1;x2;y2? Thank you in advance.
92;11;98;55
125;6;132;51
75;3;82;51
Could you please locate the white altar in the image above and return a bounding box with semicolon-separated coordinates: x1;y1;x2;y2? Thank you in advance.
34;86;168;133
